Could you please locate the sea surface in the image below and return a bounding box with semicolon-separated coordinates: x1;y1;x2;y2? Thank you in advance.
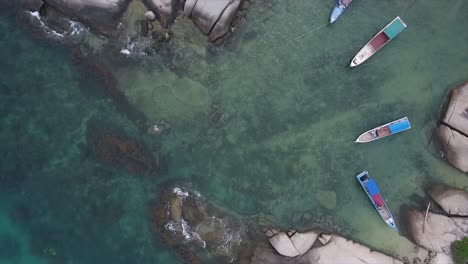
1;0;467;263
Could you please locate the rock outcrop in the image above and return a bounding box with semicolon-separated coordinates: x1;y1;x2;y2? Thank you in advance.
143;0;175;27
41;0;131;36
256;231;403;264
407;210;468;255
184;0;242;42
437;81;468;172
430;185;468;216
20;0;44;11
268;230;318;257
149;185;246;263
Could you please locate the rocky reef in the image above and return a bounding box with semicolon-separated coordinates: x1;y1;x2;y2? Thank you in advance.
85;119;158;176
18;0;247;44
148;185;247;263
436;81;468;173
146;184;466;264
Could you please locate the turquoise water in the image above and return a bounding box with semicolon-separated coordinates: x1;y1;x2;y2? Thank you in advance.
1;0;468;263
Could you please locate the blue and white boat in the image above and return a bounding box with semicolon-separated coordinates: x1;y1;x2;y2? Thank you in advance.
329;0;353;24
356;171;399;232
355;117;411;143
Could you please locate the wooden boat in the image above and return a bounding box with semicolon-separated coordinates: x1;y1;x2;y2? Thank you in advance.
355;117;411;143
329;0;353;24
350;16;407;67
356;171;398;232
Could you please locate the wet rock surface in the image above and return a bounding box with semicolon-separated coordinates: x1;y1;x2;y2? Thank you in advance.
407;209;468;255
254;230;403;264
149;185;246;263
41;0;132;36
429;185;468;216
437;81;468;173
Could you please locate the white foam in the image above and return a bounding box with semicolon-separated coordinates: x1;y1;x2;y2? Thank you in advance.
173;187;189;197
25;11;86;40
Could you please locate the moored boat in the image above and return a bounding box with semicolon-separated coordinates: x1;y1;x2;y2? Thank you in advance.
355;117;411;143
356;171;398;232
329;0;353;24
350;16;407;67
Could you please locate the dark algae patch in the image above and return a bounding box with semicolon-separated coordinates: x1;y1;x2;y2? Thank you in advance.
452;237;468;264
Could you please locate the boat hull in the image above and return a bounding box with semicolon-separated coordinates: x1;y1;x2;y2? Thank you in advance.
350;16;407;67
355;117;411;143
329;0;352;24
356;171;398;232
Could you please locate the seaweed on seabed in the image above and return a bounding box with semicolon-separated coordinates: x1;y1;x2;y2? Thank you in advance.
85;119;159;177
71;45;149;132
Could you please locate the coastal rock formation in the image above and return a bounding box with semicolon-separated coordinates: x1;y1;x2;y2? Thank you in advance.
407;210;468;255
254;232;403;264
268;230;318;257
85;120;158;176
184;0;242;42
20;0;244;43
143;0;174;27
41;0;131;36
149;185;246;263
20;0;44;11
437;81;468;172
430;185;468;216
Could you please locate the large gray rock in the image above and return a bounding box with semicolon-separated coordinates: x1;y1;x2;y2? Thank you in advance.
440;81;468;135
430;185;468;216
185;0;241;41
407;210;468;255
268;231;318;257
256;234;403;264
437;124;468;172
438;81;468;172
42;0;131;36
208;0;241;41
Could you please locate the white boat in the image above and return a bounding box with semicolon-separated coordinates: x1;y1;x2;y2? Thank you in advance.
355;117;411;143
350;16;407;67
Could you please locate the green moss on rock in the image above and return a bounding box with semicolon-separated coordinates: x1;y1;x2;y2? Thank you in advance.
452;237;468;264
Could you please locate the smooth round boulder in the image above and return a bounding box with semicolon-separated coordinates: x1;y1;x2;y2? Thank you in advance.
430;185;468;216
407;210;468;255
145;11;156;20
437;81;468;172
188;0;241;41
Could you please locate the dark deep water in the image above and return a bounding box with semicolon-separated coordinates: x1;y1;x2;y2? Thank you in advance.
0;6;182;264
1;0;468;263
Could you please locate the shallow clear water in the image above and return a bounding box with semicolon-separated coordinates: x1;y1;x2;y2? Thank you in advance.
1;0;467;262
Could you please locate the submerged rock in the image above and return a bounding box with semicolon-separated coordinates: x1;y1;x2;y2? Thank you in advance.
437;81;468;172
85;120;158;176
407;209;468;255
429;185;468;216
149;185;246;263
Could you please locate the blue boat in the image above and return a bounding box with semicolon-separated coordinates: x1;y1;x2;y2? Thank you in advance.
329;0;353;24
356;171;399;232
355;117;411;143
